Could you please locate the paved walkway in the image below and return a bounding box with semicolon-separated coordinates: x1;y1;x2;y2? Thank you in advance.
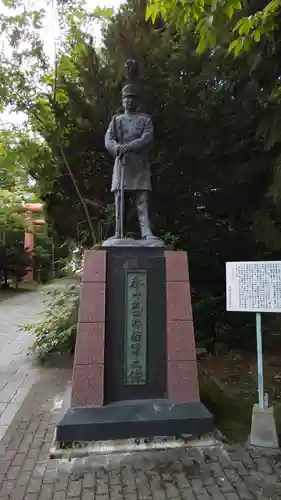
0;282;281;499
0;280;75;441
1;369;281;499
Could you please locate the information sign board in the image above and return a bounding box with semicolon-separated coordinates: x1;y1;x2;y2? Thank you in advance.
226;261;281;313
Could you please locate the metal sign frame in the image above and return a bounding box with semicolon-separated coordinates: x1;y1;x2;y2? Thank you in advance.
225;261;281;409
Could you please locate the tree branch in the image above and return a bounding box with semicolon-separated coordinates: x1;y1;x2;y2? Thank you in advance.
84;197;107;210
51;21;96;245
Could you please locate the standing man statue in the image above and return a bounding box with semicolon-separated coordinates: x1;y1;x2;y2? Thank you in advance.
104;61;163;247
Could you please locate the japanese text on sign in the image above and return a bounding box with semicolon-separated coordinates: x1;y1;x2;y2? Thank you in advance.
124;270;147;385
226;261;281;312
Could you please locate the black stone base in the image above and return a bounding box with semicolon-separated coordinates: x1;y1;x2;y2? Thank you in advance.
56;399;213;443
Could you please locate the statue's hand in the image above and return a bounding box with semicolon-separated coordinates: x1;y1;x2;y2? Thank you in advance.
119;144;130;156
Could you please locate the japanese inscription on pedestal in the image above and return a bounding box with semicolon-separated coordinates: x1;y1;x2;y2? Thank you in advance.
125;270;147;385
226;261;281;312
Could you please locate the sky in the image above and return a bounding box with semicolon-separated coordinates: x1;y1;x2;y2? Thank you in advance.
43;0;122;61
0;0;122;128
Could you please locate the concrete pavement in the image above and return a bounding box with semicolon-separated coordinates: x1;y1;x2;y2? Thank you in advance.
0;280;74;441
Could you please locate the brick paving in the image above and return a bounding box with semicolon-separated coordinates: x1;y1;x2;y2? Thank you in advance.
1;281;281;499
0;366;281;499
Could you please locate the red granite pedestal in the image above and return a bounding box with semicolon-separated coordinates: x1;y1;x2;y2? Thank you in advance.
165;251;200;405
71;250;106;408
56;248;212;442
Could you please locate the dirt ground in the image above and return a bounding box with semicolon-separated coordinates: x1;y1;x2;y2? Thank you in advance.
199;349;281;442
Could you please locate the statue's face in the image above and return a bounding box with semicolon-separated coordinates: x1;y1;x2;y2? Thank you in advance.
122;96;137;112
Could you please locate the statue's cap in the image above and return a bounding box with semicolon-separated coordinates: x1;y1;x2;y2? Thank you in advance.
121;84;138;98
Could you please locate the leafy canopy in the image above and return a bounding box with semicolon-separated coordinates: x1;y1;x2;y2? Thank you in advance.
146;0;280;56
1;0;281;345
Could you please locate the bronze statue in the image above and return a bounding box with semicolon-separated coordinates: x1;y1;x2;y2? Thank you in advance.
104;60;163;247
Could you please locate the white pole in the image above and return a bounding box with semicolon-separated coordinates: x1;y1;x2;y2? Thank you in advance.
256;312;264;409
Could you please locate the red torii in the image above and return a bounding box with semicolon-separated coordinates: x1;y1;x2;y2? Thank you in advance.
22;203;46;281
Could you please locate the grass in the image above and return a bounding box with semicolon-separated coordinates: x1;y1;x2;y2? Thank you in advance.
199;349;281;443
0;282;38;303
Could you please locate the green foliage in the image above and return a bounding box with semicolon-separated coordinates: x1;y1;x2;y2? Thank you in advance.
32;224;53;283
33;243;52;283
146;0;279;55
3;0;281;352
94;6;115;19
33;228;69;283
24;284;79;359
5;243;30;284
0;189;23;230
161;232;181;249
0;239;30;287
0;130;30;191
0;187;30;286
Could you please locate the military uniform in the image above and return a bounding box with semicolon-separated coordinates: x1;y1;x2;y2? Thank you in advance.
105;85;155;239
105;113;153;192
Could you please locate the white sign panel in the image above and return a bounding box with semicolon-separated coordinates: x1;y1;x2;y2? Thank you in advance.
226;261;281;312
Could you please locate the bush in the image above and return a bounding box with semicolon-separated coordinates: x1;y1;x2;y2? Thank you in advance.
23;284;79;359
0;237;31;288
33;244;52;283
